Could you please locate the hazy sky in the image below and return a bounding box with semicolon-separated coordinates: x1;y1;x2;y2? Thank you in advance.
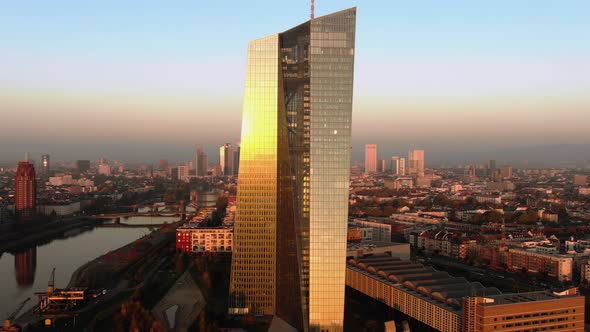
1;1;589;163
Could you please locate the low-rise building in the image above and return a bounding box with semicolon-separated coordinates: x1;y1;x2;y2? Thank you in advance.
353;219;391;242
176;225;233;253
581;262;590;284
506;248;573;282
347;254;584;332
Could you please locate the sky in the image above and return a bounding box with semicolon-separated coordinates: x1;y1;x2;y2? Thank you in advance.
1;1;589;164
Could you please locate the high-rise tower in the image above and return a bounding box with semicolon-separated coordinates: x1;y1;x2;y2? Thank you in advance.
365;144;377;174
15;155;37;219
229;8;356;331
195;147;208;176
408;149;425;177
219;143;234;176
41;154;50;176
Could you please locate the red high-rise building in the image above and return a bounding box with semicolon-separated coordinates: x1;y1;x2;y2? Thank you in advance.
15;160;37;219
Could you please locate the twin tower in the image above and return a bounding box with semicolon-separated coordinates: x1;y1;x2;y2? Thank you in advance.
229;8;356;332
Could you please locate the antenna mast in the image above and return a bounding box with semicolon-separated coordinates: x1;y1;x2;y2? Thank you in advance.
311;0;315;19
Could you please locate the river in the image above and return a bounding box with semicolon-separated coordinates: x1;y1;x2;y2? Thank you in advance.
0;214;179;318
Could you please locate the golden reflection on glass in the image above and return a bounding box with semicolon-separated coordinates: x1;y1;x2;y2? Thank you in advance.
229;8;356;332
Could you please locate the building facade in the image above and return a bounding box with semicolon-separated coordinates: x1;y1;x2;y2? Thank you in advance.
219;143;234;176
41;154;50;176
347;255;584;332
365;144;377;174
229;8;356;331
15;160;37;219
408;149;425;177
195;147;208;176
176;226;233;253
177;165;190;182
399;157;406;176
391;156;400;175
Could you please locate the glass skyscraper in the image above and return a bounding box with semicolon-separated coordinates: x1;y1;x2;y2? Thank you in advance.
229;7;356;331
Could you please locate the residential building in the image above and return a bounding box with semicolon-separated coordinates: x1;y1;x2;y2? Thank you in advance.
353;219;392;242
176;226;233;253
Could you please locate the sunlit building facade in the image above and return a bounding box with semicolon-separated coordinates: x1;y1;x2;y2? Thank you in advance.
408;149;425;177
229;8;356;331
15;160;37;219
364;144;377;174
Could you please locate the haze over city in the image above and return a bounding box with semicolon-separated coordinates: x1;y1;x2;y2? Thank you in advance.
2;0;589;165
3;2;590;332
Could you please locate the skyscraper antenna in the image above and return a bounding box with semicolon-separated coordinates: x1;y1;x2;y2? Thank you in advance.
311;0;315;19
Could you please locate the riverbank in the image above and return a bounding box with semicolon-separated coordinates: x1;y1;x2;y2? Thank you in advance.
67;221;180;290
0;217;101;253
13;221;181;331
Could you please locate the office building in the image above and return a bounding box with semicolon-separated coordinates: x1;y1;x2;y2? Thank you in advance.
408;149;425;177
379;159;387;173
488;159;496;176
399;157;406;176
365;144;377;174
391;156;401;175
219;143;234;176
15;157;37;219
229;8;356;331
233;146;240;176
501;165;513;179
41;154;50;176
196;147;208;176
177;165;190;182
76;160;90;173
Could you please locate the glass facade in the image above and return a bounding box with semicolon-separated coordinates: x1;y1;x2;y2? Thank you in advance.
308;8;356;331
229;8;356;332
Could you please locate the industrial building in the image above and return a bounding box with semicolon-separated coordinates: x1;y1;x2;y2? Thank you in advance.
346;254;584;331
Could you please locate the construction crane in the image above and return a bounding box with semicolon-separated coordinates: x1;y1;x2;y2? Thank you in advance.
2;297;30;332
311;0;315;19
48;268;55;294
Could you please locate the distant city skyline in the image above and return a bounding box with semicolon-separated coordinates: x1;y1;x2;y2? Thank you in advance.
3;143;590;169
1;1;589;162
